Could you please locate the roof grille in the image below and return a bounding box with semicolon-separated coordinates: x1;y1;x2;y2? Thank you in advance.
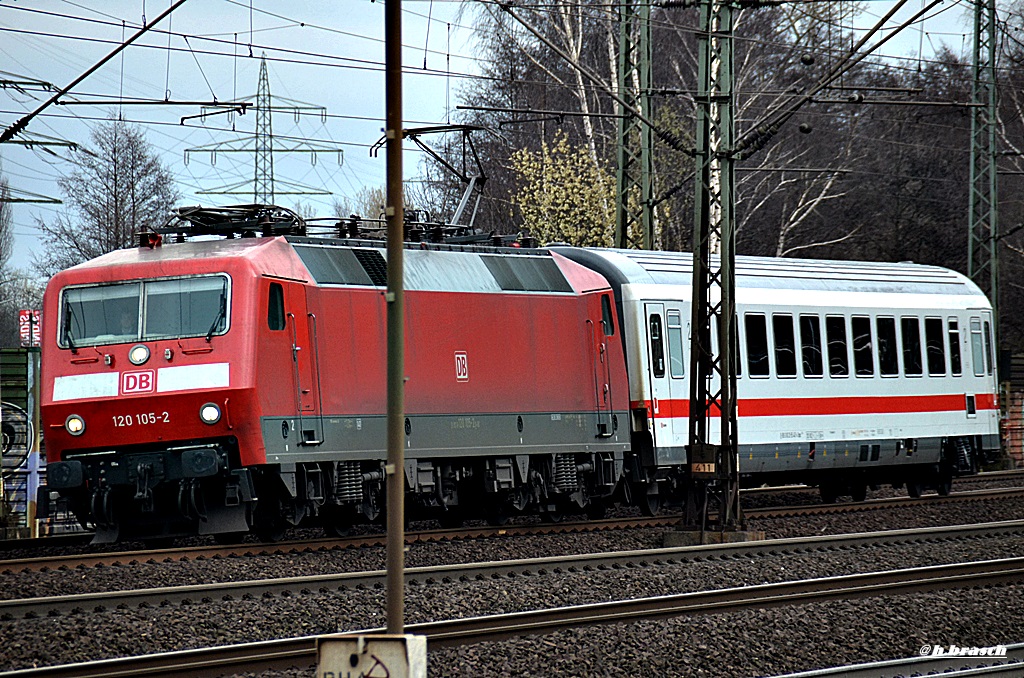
353;249;388;286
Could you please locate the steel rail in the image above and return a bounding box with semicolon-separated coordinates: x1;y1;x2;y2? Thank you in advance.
6;484;1024;574
0;515;677;573
5;519;1024;620
747;486;1024;518
4;557;1024;677
771;642;1024;677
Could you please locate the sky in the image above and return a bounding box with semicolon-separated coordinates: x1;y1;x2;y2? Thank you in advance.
0;0;480;272
0;0;977;274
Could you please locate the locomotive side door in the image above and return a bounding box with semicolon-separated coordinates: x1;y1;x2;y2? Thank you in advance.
588;294;615;438
644;303;672;450
284;283;323;445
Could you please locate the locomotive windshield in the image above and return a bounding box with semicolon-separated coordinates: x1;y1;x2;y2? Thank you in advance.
59;275;229;348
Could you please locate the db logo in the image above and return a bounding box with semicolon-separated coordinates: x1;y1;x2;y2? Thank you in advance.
454;351;469;382
121;370;155;394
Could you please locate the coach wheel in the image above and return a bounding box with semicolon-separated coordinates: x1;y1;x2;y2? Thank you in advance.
819;484;838;504
638;486;661;517
937;479;953;496
851;484;867;502
906;482;922;499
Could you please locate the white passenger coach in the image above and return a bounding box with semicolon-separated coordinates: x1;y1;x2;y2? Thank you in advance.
556;248;1001;502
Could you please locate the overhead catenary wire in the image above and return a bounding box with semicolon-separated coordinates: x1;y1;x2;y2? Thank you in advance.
0;0;191;144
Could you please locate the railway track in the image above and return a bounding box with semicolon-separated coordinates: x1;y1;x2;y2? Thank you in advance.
5;553;1024;677
770;643;1024;678
3;485;1023;573
5;519;1024;620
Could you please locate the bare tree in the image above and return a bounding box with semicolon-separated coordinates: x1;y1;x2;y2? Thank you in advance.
34;117;179;276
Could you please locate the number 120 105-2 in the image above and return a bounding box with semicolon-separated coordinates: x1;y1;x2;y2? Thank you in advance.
112;412;170;427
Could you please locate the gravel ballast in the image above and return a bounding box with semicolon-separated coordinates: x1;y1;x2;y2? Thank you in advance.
3;495;1024;675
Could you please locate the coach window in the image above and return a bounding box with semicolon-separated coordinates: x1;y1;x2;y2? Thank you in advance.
728;314;742;377
924;318;946;376
268;282;285;331
745;313;770;377
984;320;994;376
948;319;962;376
876;317;899;377
900;317;922;377
649;314;666;378
773;314;797;377
825;316;849;377
601;294;615;337
970;318;984;377
667;311;685;378
851;316;874;377
799;315;823;378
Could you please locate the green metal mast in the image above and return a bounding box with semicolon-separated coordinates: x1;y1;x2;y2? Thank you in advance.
615;0;654;249
685;0;744;533
968;0;998;328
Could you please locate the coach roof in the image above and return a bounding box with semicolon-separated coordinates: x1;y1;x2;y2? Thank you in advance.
554;247;984;298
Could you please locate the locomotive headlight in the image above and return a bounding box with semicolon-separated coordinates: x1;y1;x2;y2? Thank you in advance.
199;403;221;425
65;414;86;436
128;344;150;366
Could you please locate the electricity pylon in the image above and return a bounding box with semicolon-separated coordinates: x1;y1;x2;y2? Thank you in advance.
186;55;343;203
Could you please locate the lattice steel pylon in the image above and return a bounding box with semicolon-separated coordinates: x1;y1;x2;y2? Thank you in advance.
684;0;744;533
968;0;998;331
614;0;654;249
254;57;274;204
185;54;344;202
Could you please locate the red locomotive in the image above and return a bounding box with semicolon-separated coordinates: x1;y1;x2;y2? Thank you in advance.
42;207;631;542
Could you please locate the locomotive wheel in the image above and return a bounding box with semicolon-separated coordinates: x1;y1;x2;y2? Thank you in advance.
213;531;247;545
937;480;952;496
585;501;607;520
324;523;351;539
905;482;922;498
438;510;464;529
541;508;565;523
851;484;867;502
255;522;287;542
484;504;510;526
323;505;354;538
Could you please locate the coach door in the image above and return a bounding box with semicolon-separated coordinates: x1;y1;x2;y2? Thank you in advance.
645;303;672;449
284;284;323;445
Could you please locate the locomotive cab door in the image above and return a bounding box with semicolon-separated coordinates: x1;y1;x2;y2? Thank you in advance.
284;283;323;445
588;294;615;438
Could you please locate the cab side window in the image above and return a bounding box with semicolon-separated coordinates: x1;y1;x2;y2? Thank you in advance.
268;282;286;331
601;294;615;336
